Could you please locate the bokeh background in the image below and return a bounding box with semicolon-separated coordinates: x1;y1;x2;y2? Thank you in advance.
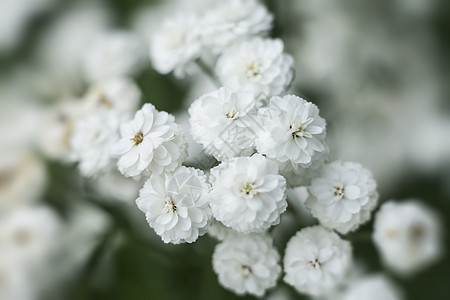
0;0;449;299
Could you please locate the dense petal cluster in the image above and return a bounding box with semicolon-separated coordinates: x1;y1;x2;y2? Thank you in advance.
372;200;442;275
307;160;378;234
216;37;294;99
136;166;211;244
70;111;121;177
255;95;327;167
111;103;187;177
150;13;202;77
188;87;259;160
212;233;281;297
284;226;352;296
210;154;287;233
201;0;273;53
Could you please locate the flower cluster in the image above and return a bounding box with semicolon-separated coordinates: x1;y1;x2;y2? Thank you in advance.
60;0;443;298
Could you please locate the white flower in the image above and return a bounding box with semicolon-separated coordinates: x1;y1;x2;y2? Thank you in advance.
150;13;202;77
283;225;352;296
0;206;62;268
82;31;145;83
90;170;142;203
212;233;281;297
372;200;442;275
83;77;141;117
110;103;187;177
200;0;273;53
209;154;287;233
189;87;259;161
255;95;327;167
216;37;294;99
136;166;212;244
340;274;403;300
306;160;378;234
71;111;121;177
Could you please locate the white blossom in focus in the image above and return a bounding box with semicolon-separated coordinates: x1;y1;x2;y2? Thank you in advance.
136;166;212;244
110;103;187;177
372;200;442;275
306;160;378;234
82;31;145;83
71;111;121;177
340;274;403;300
216;37;294;99
83;77;141;117
284;226;352;296
200;0;273;53
213;233;281;297
189;87;259;161
150;13;202;77
255;95;327;167
210;154;287;233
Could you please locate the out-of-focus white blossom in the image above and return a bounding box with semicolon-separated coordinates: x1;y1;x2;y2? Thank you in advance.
0;257;34;300
91;170;142;203
83;77;141;117
210;154;287;233
213;233;281;297
284;226;352;296
255;95;327;168
0;150;46;212
150;13;202;77
216;38;294;99
111;103;187;177
200;0;273;53
70;111;122;177
38;99;86;162
136;166;212;244
189;87;259;161
82;31;146;83
307;160;378;234
373;200;442;275
339;274;403;300
207;219;239;241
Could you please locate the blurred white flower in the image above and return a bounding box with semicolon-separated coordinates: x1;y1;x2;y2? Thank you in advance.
0;257;34;300
71;111;122;177
38;99;87;162
0;150;46;212
284;225;352;296
307;160;378;234
136;166;212;244
189;87;259;161
150;13;202;77
216;38;294;99
200;0;273;53
111;103;187;177
210;154;287;233
213;233;281;297
339;274;403;300
0;206;62;268
82;31;146;83
83;77;141;117
255;95;327;167
373;200;442;275
91;170;142;203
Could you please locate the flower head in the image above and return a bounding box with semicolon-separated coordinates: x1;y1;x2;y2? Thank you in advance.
212;233;281;297
284;226;352;296
189;87;259;160
136;166;211;244
111;103;187;177
209;154;287;233
307;160;378;234
255;95;327;167
216;37;294;99
372;200;442;275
